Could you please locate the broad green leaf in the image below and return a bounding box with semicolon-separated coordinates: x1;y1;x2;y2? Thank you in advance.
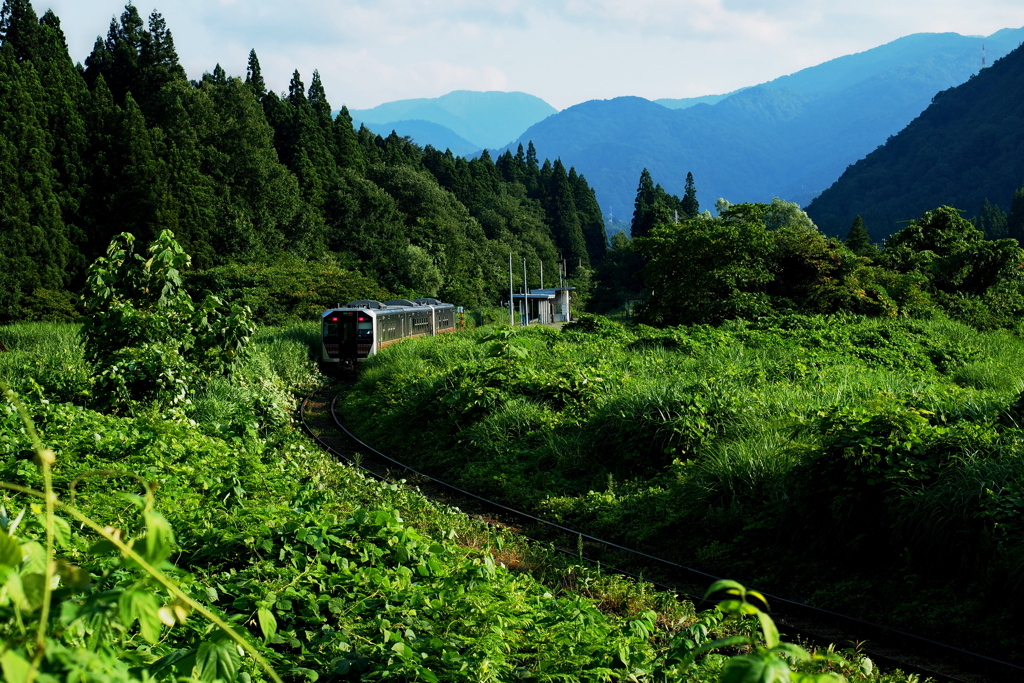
120;589;163;643
0;649;30;683
773;642;811;661
194;635;241;683
51;516;72;548
2;571;25;609
19;541;45;573
21;573;45;611
143;511;174;565
757;611;779;649
721;655;791;683
0;533;22;568
258;605;277;642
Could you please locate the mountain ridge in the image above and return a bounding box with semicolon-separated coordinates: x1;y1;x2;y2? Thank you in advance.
343;90;557;150
506;27;1024;224
806;40;1024;239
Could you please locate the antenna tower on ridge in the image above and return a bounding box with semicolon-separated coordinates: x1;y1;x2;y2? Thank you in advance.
982;44;987;70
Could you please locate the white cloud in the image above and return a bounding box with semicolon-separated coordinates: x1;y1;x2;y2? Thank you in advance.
37;0;1024;110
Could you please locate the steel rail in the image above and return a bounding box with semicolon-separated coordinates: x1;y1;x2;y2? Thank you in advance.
300;380;1024;683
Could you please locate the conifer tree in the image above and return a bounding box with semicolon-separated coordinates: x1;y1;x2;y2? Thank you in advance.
331;105;364;171
681;171;699;218
244;49;265;98
0;48;72;316
137;10;184;105
844;215;874;256
524;141;541;197
288;70;307;106
630;168;656;239
0;0;41;63
106;4;144;103
547;159;589;271
80;79;163;259
1006;183;1024;242
36;10;89;273
569;167;607;264
307;69;331;122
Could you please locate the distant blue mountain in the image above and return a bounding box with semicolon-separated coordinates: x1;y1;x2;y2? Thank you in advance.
353;119;480;157
343;90;557;150
505;28;1024;225
655;90;746;110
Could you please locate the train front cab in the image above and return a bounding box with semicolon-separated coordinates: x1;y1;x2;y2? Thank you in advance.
320;308;375;374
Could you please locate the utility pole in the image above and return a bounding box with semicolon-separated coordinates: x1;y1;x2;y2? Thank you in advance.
522;257;529;326
508;252;514;326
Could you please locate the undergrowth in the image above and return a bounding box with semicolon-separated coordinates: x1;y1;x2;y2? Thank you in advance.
338;312;1024;661
0;319;921;681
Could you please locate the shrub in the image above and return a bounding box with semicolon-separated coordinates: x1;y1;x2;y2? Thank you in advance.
82;231;255;412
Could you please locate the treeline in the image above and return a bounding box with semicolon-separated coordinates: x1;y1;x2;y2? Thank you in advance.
592;169;1024;331
0;1;606;322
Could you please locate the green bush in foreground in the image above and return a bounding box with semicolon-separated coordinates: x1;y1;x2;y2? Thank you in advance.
82;230;255;412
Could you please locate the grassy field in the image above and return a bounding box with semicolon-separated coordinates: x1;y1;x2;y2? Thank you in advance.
0;320;927;682
337;312;1024;660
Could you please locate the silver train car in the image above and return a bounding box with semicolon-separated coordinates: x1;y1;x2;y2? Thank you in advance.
320;299;457;373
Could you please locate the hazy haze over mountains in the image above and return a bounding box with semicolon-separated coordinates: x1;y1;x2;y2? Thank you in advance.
345;91;557;151
505;27;1024;227
335;26;1024;238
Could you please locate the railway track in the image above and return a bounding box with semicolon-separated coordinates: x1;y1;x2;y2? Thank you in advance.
300;380;1024;683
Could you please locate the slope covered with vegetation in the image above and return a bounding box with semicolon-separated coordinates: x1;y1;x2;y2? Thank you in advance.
0;227;914;682
339;310;1024;661
807;40;1024;241
339;199;1024;662
0;0;605;324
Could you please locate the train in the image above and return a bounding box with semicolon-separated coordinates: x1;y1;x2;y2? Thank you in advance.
319;298;457;373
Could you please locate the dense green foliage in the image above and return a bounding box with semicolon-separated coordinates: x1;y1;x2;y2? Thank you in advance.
0;0;606;323
338;314;1024;659
2;316;919;682
81;230;256;411
593;186;1024;330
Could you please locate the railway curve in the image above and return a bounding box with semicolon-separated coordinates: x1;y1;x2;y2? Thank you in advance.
300;380;1024;683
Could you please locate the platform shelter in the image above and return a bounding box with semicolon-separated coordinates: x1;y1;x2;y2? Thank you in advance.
510;287;574;325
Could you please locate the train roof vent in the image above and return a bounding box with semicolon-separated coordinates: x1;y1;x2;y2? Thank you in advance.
384;299;418;307
414;298;443;305
344;300;385;309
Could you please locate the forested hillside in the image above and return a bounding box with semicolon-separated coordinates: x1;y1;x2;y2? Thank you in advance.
807;40;1024;242
0;1;605;323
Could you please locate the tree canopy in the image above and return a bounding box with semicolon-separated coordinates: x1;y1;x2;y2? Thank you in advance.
0;0;607;321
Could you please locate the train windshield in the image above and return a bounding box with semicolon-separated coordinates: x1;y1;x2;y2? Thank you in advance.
324;316;357;342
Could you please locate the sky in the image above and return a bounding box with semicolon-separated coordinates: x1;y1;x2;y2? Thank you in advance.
41;0;1024;111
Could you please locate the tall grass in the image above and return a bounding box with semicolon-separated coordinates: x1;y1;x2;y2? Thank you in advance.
0;322;89;401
